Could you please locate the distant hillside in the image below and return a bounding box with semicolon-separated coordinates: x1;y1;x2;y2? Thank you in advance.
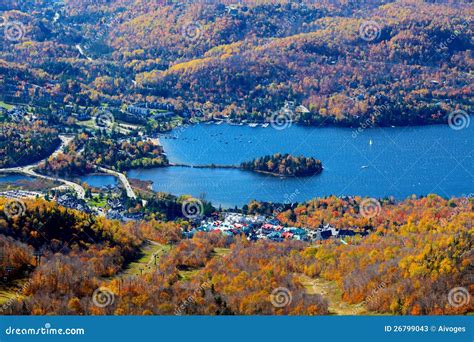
0;0;472;125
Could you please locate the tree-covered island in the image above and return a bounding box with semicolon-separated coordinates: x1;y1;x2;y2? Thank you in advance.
240;153;323;177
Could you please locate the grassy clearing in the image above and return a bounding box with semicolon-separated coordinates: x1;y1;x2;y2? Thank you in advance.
119;241;171;277
178;269;200;281
178;247;231;281
0;101;14;110
77;117;133;135
212;247;231;257
76;118;97;129
298;274;368;315
87;195;107;208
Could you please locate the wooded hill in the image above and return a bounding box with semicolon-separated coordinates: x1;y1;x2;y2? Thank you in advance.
0;1;472;125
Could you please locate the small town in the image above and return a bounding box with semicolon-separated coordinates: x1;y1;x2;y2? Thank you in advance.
185;212;368;243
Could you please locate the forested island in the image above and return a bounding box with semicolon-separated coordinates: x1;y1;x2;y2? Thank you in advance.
241;154;323;177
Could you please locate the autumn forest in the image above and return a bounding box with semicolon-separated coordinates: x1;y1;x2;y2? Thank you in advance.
0;0;472;320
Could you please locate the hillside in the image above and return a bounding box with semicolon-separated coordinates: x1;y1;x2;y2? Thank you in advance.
0;0;472;125
0;195;472;315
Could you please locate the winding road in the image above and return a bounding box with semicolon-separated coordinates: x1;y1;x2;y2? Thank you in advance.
0;135;86;199
0;135;141;201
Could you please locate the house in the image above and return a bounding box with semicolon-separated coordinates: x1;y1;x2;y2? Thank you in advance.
127;102;175;118
295;105;310;114
127;105;150;117
76;112;91;121
107;198;124;210
56;193;91;213
284;101;295;111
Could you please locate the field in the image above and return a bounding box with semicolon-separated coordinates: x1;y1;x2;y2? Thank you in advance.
118;240;171;277
298;274;368;315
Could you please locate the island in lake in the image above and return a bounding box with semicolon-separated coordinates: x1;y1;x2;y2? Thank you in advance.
240;153;323;177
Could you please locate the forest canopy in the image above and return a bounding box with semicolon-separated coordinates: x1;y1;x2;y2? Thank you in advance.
0;1;472;126
241;153;323;177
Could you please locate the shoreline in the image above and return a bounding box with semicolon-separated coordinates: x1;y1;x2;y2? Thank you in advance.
168;163;322;178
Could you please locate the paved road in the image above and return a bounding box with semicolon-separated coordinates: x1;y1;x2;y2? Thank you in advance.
98;166;136;199
0;135;86;199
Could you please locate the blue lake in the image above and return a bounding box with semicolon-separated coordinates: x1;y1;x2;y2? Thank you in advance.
0;174;35;183
78;174;118;188
130;123;472;207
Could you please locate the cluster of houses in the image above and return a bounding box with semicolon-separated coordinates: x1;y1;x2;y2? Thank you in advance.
282;101;310;115
106;197;126;220
105;197;144;221
183;212;367;243
126;102;175;119
0;106;34;122
55;193;91;213
0;190;42;199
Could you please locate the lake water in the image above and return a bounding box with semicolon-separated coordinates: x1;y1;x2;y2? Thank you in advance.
0;174;35;183
78;174;117;188
111;123;472;207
